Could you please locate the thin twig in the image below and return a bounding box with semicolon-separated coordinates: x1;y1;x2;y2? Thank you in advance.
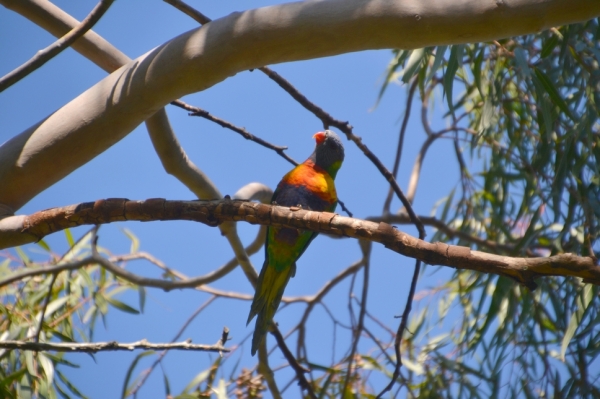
171;100;299;166
342;240;372;394
0;339;227;353
270;326;317;399
33;273;58;343
376;259;421;398
295;257;366;358
162;0;210;24
0;0;115;93
128;296;218;396
383;78;418;213
258;339;283;399
406;130;449;204
362;325;395;365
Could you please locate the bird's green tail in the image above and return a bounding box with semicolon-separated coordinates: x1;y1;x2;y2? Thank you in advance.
247;260;296;356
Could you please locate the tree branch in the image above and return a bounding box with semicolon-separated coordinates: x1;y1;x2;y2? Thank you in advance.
0;339;228;353
128;296;219;396
383;78;418;214
170;99;298;166
270;327;316;399
0;0;114;93
2;199;599;287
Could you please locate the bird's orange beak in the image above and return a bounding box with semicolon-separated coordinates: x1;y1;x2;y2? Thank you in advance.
313;131;326;145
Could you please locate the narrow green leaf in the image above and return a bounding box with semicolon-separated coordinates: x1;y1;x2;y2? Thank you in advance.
138;286;146;314
39;353;55;385
560;284;593;361
541;34;559;58
94;293;109;315
56;370;89;399
181;367;212;394
480;95;494;131
121;228;140;254
513;48;531;77
439;187;456;224
473;47;485;96
533;67;574;120
64;229;75;248
121;351;155;399
43;353;79;368
471;277;512;349
77;267;94;291
36;240;51;252
401;48;425;83
54;380;72;399
17;375;33;399
15;247;30;265
62;230;93;262
103;296;140;315
25;351;36;378
162;369;171;396
376;50;410;104
443;45;461;115
0;368;27;388
44;297;69;320
214;378;228;399
427;45;447;83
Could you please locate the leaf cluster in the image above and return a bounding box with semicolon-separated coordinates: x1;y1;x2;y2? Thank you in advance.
372;19;600;398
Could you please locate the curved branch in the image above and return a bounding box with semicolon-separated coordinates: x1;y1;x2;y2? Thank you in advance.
383;79;418;214
2;199;599;287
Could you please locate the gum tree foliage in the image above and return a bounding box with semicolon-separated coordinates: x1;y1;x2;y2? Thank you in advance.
378;21;600;398
1;3;599;399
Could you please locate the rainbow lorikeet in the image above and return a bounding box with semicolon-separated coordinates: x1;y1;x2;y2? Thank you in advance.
247;130;345;355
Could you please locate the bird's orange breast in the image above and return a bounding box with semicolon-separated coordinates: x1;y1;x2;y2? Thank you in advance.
280;162;337;203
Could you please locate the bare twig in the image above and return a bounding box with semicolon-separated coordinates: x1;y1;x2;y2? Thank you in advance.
257;340;283;399
383;78;419;213
171;100;299;166
162;0;210;24
110;225;266;286
33;273;58;343
376;260;421;398
128;296;218;396
342;240;372;394
0;339;227;353
295;257;366;358
270;326;317;399
406;130;449;204
0;0;115;93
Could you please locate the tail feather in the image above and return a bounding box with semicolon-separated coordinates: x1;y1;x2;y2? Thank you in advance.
247;261;296;356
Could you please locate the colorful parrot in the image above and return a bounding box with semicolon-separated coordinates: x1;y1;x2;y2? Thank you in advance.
247;130;345;356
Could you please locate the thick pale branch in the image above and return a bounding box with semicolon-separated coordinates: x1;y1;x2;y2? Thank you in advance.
3;199;599;287
1;0;598;211
0;339;228;353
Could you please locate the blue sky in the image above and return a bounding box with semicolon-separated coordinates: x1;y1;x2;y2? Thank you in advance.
0;1;461;397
